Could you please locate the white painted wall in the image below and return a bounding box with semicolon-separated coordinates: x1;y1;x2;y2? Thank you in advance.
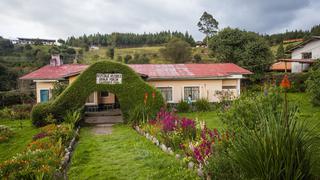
291;39;320;59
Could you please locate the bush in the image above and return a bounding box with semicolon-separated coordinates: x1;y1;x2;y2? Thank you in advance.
193;54;202;63
306;69;320;106
220;88;283;130
194;98;211;111
0;104;32;120
176;100;189;112
31;60;164;126
230;104;320;179
0;91;34;107
0;125;14;142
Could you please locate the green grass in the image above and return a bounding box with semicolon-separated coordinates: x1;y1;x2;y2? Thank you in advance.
178;111;223;130
68;125;199;180
288;93;320;130
0;119;39;162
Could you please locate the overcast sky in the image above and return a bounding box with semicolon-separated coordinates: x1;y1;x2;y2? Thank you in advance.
0;0;319;41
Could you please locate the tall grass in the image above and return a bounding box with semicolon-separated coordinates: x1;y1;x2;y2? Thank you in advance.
231;103;320;179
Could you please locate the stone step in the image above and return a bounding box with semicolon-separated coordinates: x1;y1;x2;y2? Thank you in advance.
84;115;123;124
85;110;122;117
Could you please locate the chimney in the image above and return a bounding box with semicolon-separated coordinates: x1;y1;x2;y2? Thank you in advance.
50;54;63;66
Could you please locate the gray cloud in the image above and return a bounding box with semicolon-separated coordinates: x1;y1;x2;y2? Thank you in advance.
0;0;319;40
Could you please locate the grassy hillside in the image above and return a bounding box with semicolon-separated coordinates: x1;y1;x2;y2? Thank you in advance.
80;46;216;64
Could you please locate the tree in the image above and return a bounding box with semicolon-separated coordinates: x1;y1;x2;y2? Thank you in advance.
106;47;115;59
306;61;320;106
124;54;132;64
160;38;192;63
276;43;285;59
128;54;150;64
197;11;219;45
193;54;202;63
209;28;273;76
57;39;65;44
0;37;14;55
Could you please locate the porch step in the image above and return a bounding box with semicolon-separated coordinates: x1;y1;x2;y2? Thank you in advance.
85;109;122;117
84;115;123;125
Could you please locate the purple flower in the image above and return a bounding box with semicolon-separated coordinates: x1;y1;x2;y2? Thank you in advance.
33;132;48;140
181;118;195;129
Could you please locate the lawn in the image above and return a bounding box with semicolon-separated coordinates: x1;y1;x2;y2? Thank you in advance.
0;119;39;162
68;125;199;180
179;93;320;130
178;111;223;130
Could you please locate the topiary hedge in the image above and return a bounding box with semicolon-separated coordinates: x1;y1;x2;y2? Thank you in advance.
31;60;164;126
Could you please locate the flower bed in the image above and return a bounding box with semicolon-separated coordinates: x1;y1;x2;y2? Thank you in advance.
0;123;79;179
135;108;231;177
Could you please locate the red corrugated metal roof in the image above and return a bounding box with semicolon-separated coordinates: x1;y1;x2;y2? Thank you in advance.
20;63;252;80
129;64;252;79
20;64;88;80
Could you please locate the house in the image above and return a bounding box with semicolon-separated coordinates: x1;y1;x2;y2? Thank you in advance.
20;55;251;109
11;37;56;45
271;36;320;73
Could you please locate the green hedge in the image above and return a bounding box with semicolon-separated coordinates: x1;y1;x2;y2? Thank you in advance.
31;60;164;126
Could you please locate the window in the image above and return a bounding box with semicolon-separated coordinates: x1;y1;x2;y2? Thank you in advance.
222;86;237;90
302;52;312;59
157;87;173;102
100;91;109;97
40;89;49;102
184;86;200;101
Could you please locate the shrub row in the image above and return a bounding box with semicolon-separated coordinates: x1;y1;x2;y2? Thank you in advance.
175;98;212;113
0;104;32;120
0;91;35;107
31;60;164;126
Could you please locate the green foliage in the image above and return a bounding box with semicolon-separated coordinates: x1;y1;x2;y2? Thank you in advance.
176;100;190;113
160;38;192;63
220;89;283;130
66;31;196;47
51;81;68;99
106;47;115;59
128;53;150;64
231;104;320;179
205;141;241;180
209;28;273;76
128;104;156;125
194;98;211;112
31;60;164;126
123;54;132;64
306;68;320;106
0;37;14;55
0;125;14;143
0;63;18;91
276;42;285;59
63;110;81;129
197;11;219;44
193;53;202;63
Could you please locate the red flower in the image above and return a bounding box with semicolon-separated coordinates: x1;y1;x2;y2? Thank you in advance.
280;74;290;89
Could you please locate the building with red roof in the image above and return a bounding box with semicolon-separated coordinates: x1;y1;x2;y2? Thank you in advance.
20;55;252;105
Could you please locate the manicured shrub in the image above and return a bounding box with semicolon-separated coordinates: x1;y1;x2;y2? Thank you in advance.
31;60;164;126
194;98;211;112
306;69;320;106
176;100;189;112
0;91;34;107
0;125;14;142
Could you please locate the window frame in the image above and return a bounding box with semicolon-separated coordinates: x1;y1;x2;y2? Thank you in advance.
301;52;312;59
39;89;50;102
183;85;201;102
156;86;174;103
